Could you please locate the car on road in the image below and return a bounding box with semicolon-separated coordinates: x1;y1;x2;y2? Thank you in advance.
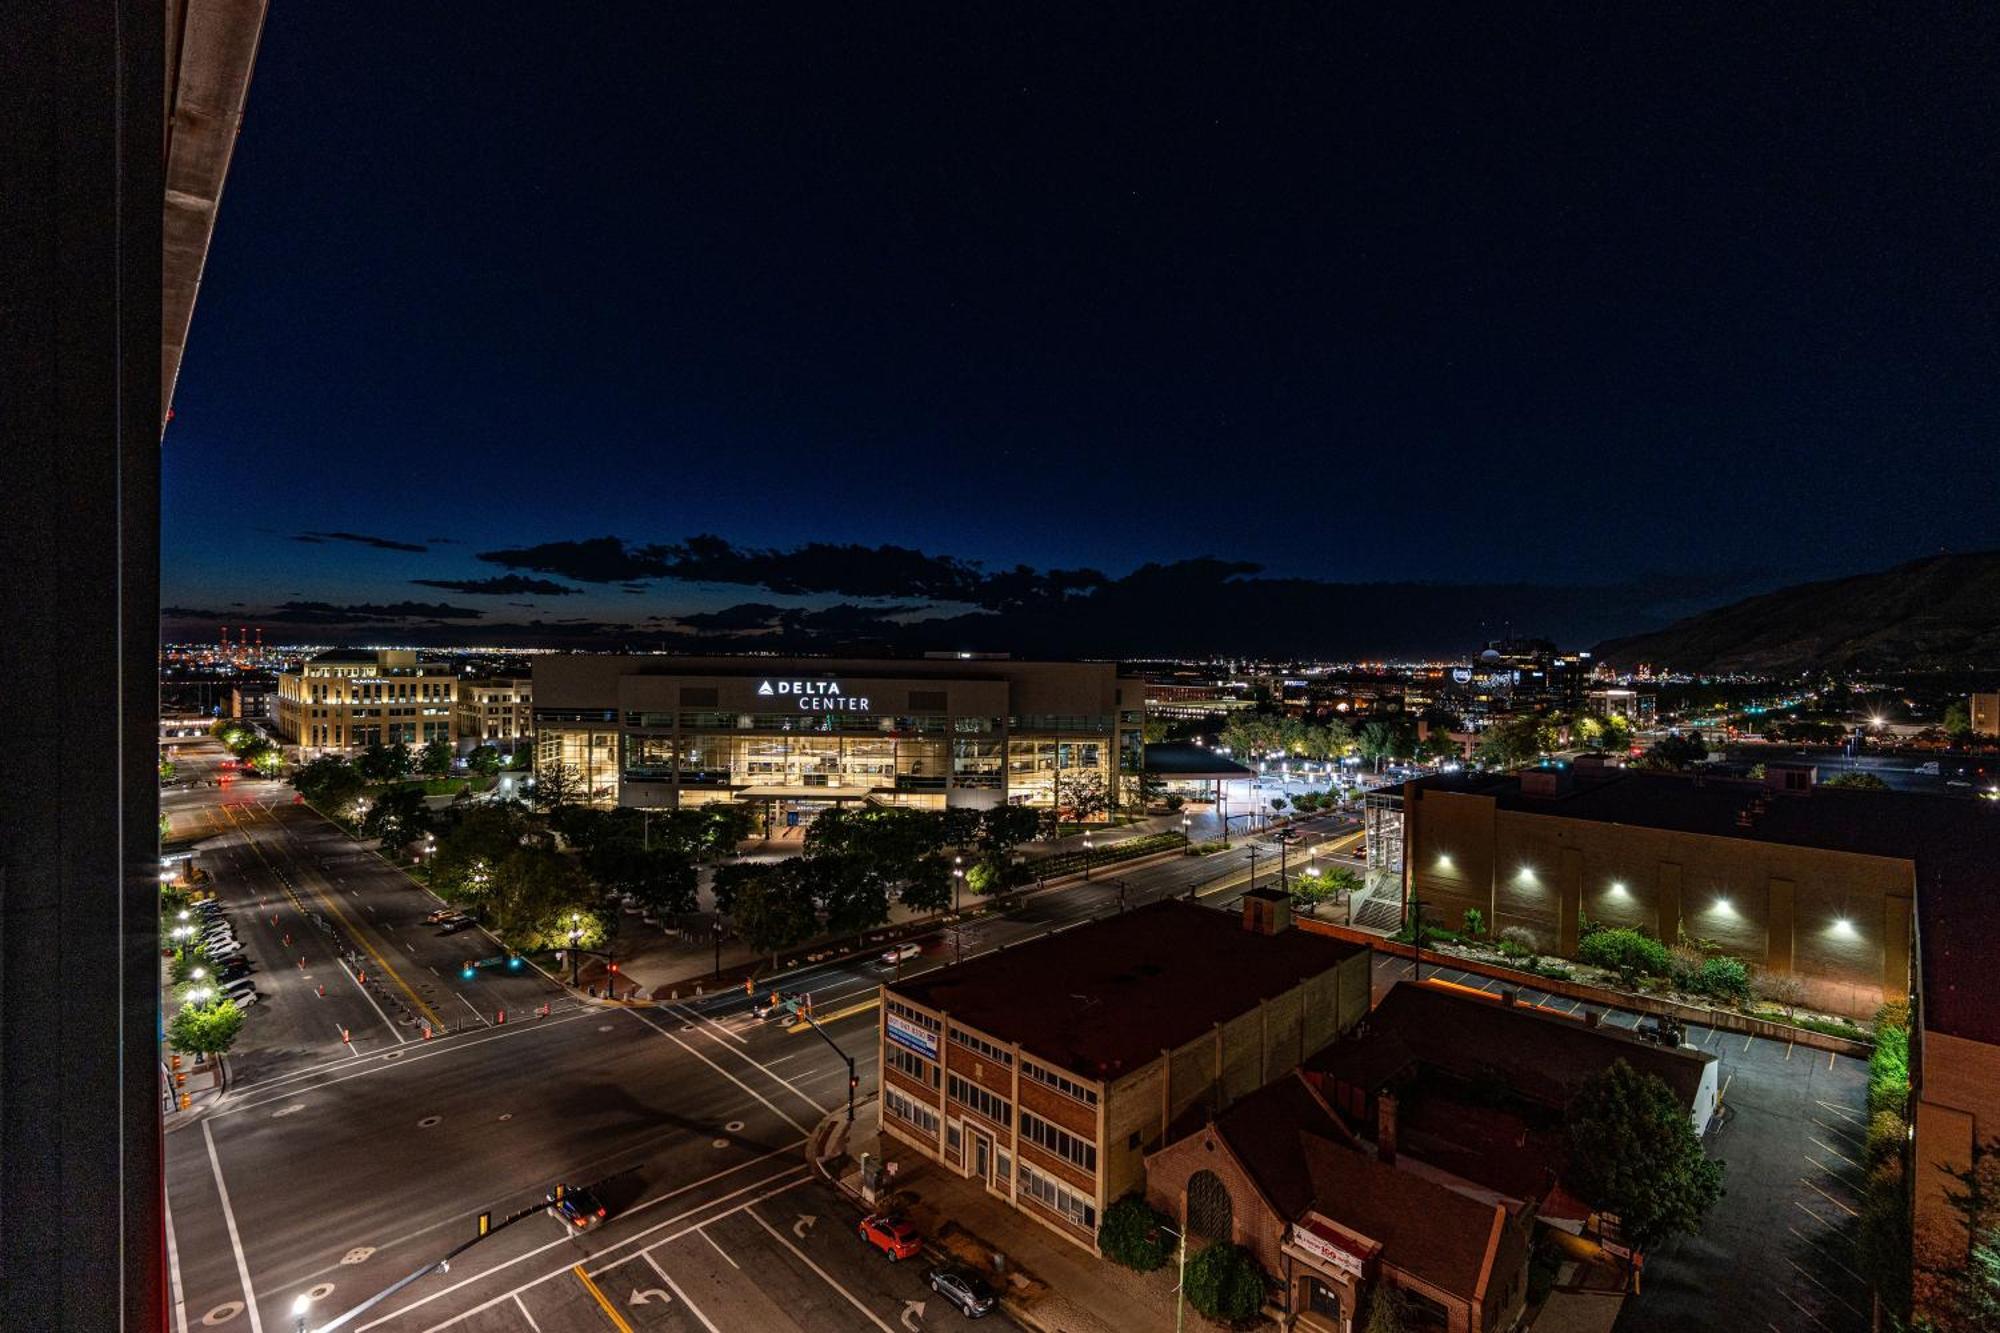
858;1214;922;1261
752;992;796;1021
927;1266;997;1318
546;1185;607;1233
435;915;476;935
422;908;459;924
879;943;921;967
1274;828;1303;845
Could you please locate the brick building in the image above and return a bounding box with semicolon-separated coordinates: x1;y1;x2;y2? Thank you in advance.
876;893;1372;1252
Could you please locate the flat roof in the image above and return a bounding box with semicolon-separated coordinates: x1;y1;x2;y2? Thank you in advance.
1409;770;2000;1046
1142;742;1255;779
888;900;1368;1080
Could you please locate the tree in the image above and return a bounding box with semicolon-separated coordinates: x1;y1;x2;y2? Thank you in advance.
1823;771;1888;790
531;760;584;811
429;805;527;911
465;744;504;777
246;745;283;777
1269;796;1288;819
805;852;891;934
159;757;178;783
1363;1285;1414;1333
1635;732;1708;771
1565;1059;1724;1250
1475;713;1557;769
1058;769;1109;822
980;804;1041;854
1919;1141;2000;1333
168;999;246;1088
1097;1197;1172;1272
361;785;433;852
292;754;364;815
355;742;407;783
729;864;818;957
898;853;953;913
1943;699;1974;741
486;846;593;950
1182;1242;1265;1322
418;738;454;778
703;802;756;852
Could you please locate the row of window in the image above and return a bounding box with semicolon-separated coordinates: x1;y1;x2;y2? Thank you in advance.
886;1000;939;1032
949;1027;1013;1067
1021;1111;1097;1171
1022;1062;1099;1106
886;1045;939;1088
1019;1162;1097;1230
885;1085;939;1137
947;1075;1011;1127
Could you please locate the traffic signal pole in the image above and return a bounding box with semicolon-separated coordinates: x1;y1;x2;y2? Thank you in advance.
796;1007;859;1123
310;1198;542;1332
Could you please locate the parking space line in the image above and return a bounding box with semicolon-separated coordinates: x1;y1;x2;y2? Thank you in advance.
1800;1176;1859;1218
571;1263;634;1333
1787;1226;1866;1287
697;1227;740;1269
747;1207;897;1333
1780;1288;1834;1331
646;1252;723;1333
1743;1033;1754;1052
1809;1136;1861;1170
1787;1258;1867;1321
512;1294;543;1332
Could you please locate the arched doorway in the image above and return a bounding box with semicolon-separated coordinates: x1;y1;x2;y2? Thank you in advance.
1186;1169;1233;1243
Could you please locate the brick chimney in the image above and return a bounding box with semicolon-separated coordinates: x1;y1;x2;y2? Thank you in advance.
1376;1092;1399;1164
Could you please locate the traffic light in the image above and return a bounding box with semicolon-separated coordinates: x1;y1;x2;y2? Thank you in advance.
507;956;522;970
170;1054;182;1071
607;962;619;975
553;1183;565;1201
460;962;476;980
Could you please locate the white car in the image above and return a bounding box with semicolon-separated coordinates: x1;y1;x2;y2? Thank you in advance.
879;943;920;967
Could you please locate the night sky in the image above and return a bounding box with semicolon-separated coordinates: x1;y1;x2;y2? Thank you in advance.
163;8;2000;655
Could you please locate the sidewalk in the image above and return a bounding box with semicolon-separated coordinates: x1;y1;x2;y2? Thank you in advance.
813;1100;1207;1333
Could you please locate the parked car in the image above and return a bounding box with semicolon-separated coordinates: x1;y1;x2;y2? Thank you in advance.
435;916;476;935
546;1185;607;1233
215;958;253;980
423;908;458;924
927;1266;997;1319
879;943;921;968
858;1214;923;1262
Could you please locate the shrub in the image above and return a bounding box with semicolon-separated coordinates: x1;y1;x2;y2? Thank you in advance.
1534;962;1573;981
1577;927;1671;981
1097;1197;1172;1273
1866;1110;1909;1169
1497;925;1540;961
1869;1003;1911;1118
1183;1243;1266;1323
1462;906;1485;938
1690;956;1751;1004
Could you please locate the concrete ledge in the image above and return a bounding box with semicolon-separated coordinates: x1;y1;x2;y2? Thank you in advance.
1297;918;1874;1058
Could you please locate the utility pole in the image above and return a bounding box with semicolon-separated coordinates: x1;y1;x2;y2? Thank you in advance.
796;1007;860;1123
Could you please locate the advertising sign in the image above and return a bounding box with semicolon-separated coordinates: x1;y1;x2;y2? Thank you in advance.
886;1012;939;1060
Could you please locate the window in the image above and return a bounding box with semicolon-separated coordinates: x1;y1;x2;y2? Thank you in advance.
886;1045;939;1088
949;1026;1013;1066
947;1075;1011;1127
1187;1170;1232;1242
887;1000;940;1032
884;1085;938;1137
1020;1112;1096;1171
1019;1163;1096;1230
1022;1062;1098;1106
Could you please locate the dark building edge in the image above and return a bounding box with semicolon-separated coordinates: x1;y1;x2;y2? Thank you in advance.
0;2;167;1329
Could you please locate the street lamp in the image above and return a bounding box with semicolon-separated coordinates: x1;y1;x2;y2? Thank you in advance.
953;853;964;913
566;912;583;988
1082;832;1093;882
292;1292;311;1333
1180;814;1192;853
187;986;214;1006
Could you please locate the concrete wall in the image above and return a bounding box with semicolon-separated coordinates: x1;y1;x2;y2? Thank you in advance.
1914;1029;2000;1315
1406;787;1912;1021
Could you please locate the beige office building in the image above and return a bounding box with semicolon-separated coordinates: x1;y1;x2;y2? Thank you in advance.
1969;692;1999;737
455;676;532;753
273;648;457;753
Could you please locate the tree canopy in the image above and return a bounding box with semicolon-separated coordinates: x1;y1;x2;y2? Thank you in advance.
1565;1058;1723;1250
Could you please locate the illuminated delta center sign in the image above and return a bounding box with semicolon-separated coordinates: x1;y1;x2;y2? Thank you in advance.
757;680;871;712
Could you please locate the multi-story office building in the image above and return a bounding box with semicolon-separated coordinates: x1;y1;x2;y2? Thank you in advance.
1970;692;1999;737
272;648;457;753
1584;685;1657;730
876;895;1372;1253
455;675;532;752
529;654;1148;819
229;680;272;721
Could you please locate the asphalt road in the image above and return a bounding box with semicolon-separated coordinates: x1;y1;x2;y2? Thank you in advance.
164;738;1015;1333
1715;743;1998;796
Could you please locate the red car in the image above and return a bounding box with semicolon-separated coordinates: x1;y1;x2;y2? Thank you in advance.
858;1214;923;1262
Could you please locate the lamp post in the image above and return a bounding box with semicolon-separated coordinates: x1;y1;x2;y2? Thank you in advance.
953;853;964;913
1180;814;1192;853
1082;832;1093;882
566;912;583;988
1160;1222;1189;1333
1246;843;1258;894
292;1292;312;1333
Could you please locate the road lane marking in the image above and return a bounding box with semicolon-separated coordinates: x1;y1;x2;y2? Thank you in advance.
454;991;491;1026
747;1206;897;1333
696;1228;740;1269
203;1120;266;1333
396;1165;808;1333
571;1264;634;1333
645;1252;723;1333
625;1009;817;1131
165;1179;192;1333
667;1002;749;1047
338;956;407;1044
511;1295;543;1332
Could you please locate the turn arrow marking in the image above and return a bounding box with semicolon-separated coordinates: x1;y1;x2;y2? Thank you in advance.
628;1287;672;1307
793;1214;817;1239
901;1299;925;1331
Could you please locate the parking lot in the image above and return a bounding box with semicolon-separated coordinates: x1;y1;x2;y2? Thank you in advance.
1368;954;1872;1333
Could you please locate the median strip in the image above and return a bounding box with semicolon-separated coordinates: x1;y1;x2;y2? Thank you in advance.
786;995;880;1034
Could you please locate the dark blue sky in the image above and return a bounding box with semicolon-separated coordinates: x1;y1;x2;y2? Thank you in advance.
164;7;2000;651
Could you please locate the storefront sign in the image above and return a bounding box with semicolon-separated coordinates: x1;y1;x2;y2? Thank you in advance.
886;1013;938;1060
1289;1223;1369;1279
757;680;872;712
